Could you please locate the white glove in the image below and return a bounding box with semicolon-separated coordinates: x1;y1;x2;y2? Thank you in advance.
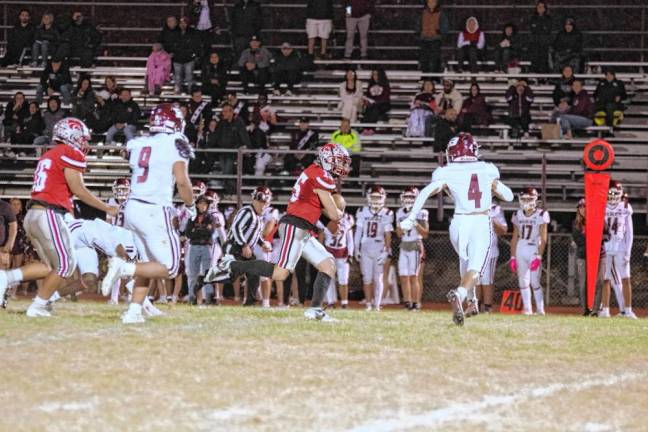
400;217;415;231
186;203;197;221
377;252;387;265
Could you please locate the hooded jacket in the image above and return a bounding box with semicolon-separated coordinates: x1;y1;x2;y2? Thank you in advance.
457;17;485;49
553;19;583;54
231;0;262;37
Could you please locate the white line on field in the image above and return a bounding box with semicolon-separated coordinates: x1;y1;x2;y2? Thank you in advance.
348;372;646;432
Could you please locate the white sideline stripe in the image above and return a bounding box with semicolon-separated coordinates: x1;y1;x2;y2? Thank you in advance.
348;372;646;432
39;399;98;413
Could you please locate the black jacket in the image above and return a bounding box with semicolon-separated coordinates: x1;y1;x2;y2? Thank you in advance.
171;28;201;64
112;99;141;125
184;211;214;245
40;62;72;90
553;29;583;55
89;98;114;133
248;126;267;150
2;101;30;128
188;99;214;126
211;117;250;149
19;111;45;139
594;79;627;109
527;14;553;46
306;0;334;19
158;24;180;54
7;22;35;52
552;75;575;106
202;60;229;88
231;0;262;37
273;50;303;73
61;21;101;50
34;24;59;45
434;118;458;153
72;89;96;122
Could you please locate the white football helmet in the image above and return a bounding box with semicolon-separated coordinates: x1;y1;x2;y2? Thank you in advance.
53;117;91;154
367;185;386;212
400;186;419;211
608;180;623;205
519;187;538;212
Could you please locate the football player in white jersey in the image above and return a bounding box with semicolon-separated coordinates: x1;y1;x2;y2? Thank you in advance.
107;178;130;226
253;188;279;308
510;187;549;316
599;181;636;319
401;133;514;326
355;185;394;311
101;103;195;324
319;213;354;308
203;189;227;304
475;202;507;314
395;187;429;311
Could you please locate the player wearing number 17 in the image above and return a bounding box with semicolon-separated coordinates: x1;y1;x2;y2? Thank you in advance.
400;133;514;326
101;103;196;324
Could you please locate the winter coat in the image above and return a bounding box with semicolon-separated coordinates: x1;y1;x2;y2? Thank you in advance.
230;0;262;37
594;79;627;110
158;24;180;54
527;13;553;47
569;90;593;118
506;85;535;118
238;47;273;69
7;22;35;52
34;24;59;45
552;76;575;106
365;82;391;106
553;29;583;55
42;108;65;137
212;117;250;149
458;95;491;125
112;99;141;125
146;50;172;93
306;0;334;20
171;28;201;64
202;60;229;87
72;89;96;121
89;99;114;133
39;62;72;90
60;21;101;50
2;101;29;128
273;50;303;73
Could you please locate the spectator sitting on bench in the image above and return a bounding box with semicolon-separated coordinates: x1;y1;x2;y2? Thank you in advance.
106;88;141;144
273;42;303;96
89;90;115;135
552;65;575;107
406;79;441;138
2;92;29;149
551;79;593;139
100;76;120;102
436;78;463;113
202;50;229;104
251;93;278;134
338;68;364;123
505;79;534;138
13;102;45;152
362;68;391;135
188;87;214;130
284;117;319;175
32;12;58;68
35;96;64;147
226;92;250;124
456;16;485;73
72;75;96;124
238;35;273;94
458;82;491;133
593;71;627;127
55;10;101;68
1;9;34;67
495;23;520;73
552;17;583;73
36;57;72;105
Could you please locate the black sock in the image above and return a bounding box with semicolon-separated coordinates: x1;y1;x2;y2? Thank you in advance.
310;272;332;309
231;260;274;279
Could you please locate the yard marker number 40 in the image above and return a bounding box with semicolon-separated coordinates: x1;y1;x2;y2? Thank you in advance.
499;290;524;314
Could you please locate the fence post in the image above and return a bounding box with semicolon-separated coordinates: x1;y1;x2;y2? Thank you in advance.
436;151;443;222
236;149;243;209
546;233;552;306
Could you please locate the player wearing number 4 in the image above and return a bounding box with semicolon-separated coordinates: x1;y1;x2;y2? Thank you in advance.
510;187;549;316
101;103;196;324
0;118;120;316
400;133;514;326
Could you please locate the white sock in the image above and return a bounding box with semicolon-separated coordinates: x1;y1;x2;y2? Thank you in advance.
611;283;625;312
602;306;610;314
33;296;49;307
6;268;23;285
125;279;135;294
49;291;61;302
110;280;120;303
533;287;544;312
128;303;143;315
625;307;632;314
122;262;136;277
262;299;270;308
456;287;468;303
374;277;384;308
520;288;532;312
341;299;348;305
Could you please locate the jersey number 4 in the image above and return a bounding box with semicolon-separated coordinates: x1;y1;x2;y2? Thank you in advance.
137;146;152;183
468;173;482;208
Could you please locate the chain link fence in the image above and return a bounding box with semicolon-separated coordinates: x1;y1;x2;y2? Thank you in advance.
346;232;648;309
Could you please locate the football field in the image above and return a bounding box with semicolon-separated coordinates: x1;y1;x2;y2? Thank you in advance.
1;301;647;432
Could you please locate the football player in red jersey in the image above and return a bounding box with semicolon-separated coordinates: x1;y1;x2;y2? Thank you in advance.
207;143;350;321
0;118;119;317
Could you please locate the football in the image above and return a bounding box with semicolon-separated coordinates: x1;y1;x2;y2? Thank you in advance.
333;193;346;212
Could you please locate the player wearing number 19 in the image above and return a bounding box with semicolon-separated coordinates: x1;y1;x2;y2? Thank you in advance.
101;103;196;324
0;118;119;317
400;133;514;326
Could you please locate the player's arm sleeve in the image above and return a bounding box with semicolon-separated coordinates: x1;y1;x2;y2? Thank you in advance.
384;211;394;233
489;164;513;202
406;179;444;221
346;228;354;257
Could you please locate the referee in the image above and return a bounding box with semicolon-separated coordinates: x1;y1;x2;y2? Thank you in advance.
223;186;273;305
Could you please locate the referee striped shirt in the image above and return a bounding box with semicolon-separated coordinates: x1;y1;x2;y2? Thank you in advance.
227;204;263;247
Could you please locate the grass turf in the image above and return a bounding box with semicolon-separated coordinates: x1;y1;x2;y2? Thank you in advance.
1;301;647;432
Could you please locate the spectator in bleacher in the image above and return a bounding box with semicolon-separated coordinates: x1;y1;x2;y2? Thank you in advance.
273;42;303;96
202;50;229;104
552;65;575;107
406;80;441;137
105;88;141;144
551;79;593;139
306;0;334;59
338;69;364;123
458;83;491;132
13;102;44;150
250;93;278;134
456;17;485;73
72;76;96;123
101;76;119;101
31;12;59;68
227;92;250;124
180;103;198;146
433;108;458;152
87;91;113;135
344;0;373;60
194;117;219;173
210;103;251;194
435;78;463;113
362;68;391;135
245;119;271;176
56;11;101;68
188;87;214;129
238;35;273;93
231;0;263;57
526;1;553;74
172;17;202;94
552;17;583;73
505;79;535;138
419;0;448;74
284;117;319;175
36;58;72;105
593;71;627;127
495;23;520;73
2;92;29;148
34;96;64;147
145;43;171;96
331;118;361;175
158;16;180;54
0;9;34;67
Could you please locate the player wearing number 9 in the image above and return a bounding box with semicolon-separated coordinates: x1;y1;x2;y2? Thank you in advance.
100;103;196;324
399;132;514;326
0;117;120;318
510;187;550;316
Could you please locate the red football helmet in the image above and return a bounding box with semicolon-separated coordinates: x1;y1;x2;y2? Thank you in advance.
318;143;351;177
204;189;220;208
446;132;480;163
400;186;419;210
367;185;387;212
192;180;206;199
519;187;539;212
608;180;623;205
149;103;185;134
53;117;91;154
112;178;131;201
251;186;272;208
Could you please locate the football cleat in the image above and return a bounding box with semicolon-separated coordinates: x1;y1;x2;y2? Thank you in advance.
598;309;611;318
121;310;146;324
0;271;8;309
304;307;335;322
101;257;127;296
26;303;52;318
624;310;638;320
465;299;479;318
143;298;165;317
447;290;465;326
